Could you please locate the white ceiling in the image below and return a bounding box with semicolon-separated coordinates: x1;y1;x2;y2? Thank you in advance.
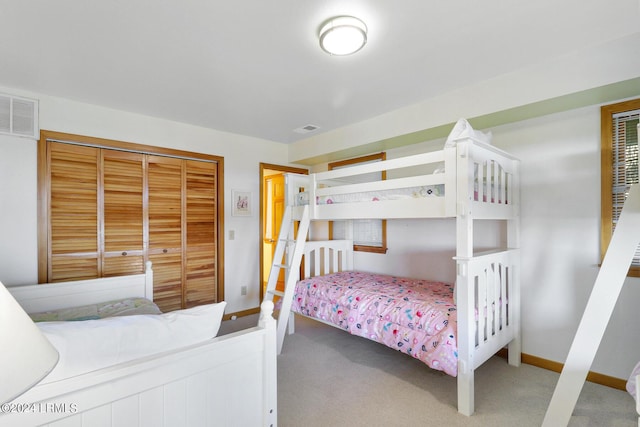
0;1;638;144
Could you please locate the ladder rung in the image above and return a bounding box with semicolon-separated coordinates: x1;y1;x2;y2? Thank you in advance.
273;264;289;269
267;290;284;297
279;238;295;243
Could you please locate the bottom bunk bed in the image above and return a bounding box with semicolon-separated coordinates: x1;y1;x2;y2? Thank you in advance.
2;264;277;427
284;240;520;416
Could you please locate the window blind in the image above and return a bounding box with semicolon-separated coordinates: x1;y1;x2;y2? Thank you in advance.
330;154;386;251
333;219;383;247
611;109;640;265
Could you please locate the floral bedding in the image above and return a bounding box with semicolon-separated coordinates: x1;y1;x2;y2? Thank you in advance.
627;360;640;399
292;271;459;376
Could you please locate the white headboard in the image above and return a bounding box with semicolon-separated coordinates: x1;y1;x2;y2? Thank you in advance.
8;261;153;314
302;240;353;279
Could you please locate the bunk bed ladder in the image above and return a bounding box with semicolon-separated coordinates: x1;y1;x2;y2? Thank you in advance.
263;204;310;354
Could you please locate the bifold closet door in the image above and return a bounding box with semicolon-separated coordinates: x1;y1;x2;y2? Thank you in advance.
147;157;218;311
184;160;217;307
45;140;219;311
48;144;145;281
48;143;100;281
147;155;184;312
102;150;145;277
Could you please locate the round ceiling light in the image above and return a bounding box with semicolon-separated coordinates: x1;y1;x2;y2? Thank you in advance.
319;16;368;56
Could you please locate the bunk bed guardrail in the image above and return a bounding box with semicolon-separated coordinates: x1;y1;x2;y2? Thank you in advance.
286;138;519;222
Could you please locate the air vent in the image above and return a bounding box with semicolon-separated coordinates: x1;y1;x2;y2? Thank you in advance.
293;124;320;134
0;93;39;139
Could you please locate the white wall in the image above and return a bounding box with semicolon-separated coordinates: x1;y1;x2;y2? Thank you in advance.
494;106;640;381
337;104;640;380
0;135;38;284
0;86;291;314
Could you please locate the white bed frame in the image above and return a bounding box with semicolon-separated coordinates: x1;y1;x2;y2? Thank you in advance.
269;137;521;416
3;263;278;427
8;262;155;314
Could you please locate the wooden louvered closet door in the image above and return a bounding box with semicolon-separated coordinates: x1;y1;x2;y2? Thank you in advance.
184;160;217;307
48;144;145;280
42;136;220;312
49;143;99;281
148;155;184;312
102;150;145;277
147;157;219;311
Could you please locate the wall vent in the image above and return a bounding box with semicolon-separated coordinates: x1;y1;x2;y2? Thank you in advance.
0;93;39;139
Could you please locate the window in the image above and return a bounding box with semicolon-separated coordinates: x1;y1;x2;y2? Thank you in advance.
601;98;640;276
328;153;388;254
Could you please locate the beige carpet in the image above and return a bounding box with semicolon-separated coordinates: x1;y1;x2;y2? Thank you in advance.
220;314;637;427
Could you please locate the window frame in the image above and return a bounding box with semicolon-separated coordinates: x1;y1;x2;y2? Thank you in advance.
328;152;388;254
600;98;640;277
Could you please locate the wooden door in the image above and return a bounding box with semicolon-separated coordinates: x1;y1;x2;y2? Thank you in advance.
184;160;217;307
147;155;184;312
102;150;145;277
48;142;99;281
262;174;285;294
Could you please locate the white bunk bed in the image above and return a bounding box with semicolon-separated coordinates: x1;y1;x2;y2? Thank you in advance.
265;132;521;416
2;263;277;427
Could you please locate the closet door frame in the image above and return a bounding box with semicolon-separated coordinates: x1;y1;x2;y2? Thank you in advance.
37;130;225;303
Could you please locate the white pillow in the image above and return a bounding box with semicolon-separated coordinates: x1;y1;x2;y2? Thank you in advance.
37;301;226;383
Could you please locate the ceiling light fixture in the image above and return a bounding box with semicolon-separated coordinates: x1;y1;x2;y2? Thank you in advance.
319;16;368;56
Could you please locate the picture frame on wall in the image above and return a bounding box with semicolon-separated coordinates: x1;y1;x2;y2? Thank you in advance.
232;189;251;216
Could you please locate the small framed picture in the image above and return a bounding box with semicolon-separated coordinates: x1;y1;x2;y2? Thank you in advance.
232;190;251;216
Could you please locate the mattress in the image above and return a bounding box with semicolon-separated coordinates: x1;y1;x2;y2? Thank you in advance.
292;271;458;376
294;185;443;206
29;297;162;322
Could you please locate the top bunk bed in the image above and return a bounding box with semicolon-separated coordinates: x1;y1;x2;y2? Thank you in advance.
286;124;520;222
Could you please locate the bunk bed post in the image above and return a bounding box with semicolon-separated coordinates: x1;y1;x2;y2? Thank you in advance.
444;145;457;216
310;173;318;218
456;140;474;257
258;300;278;426
144;260;153;301
455;139;476;416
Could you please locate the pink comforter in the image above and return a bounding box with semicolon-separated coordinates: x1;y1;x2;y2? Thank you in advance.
292;271;459;376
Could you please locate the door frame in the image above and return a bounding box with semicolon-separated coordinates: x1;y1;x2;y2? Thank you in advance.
259;163;308;302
